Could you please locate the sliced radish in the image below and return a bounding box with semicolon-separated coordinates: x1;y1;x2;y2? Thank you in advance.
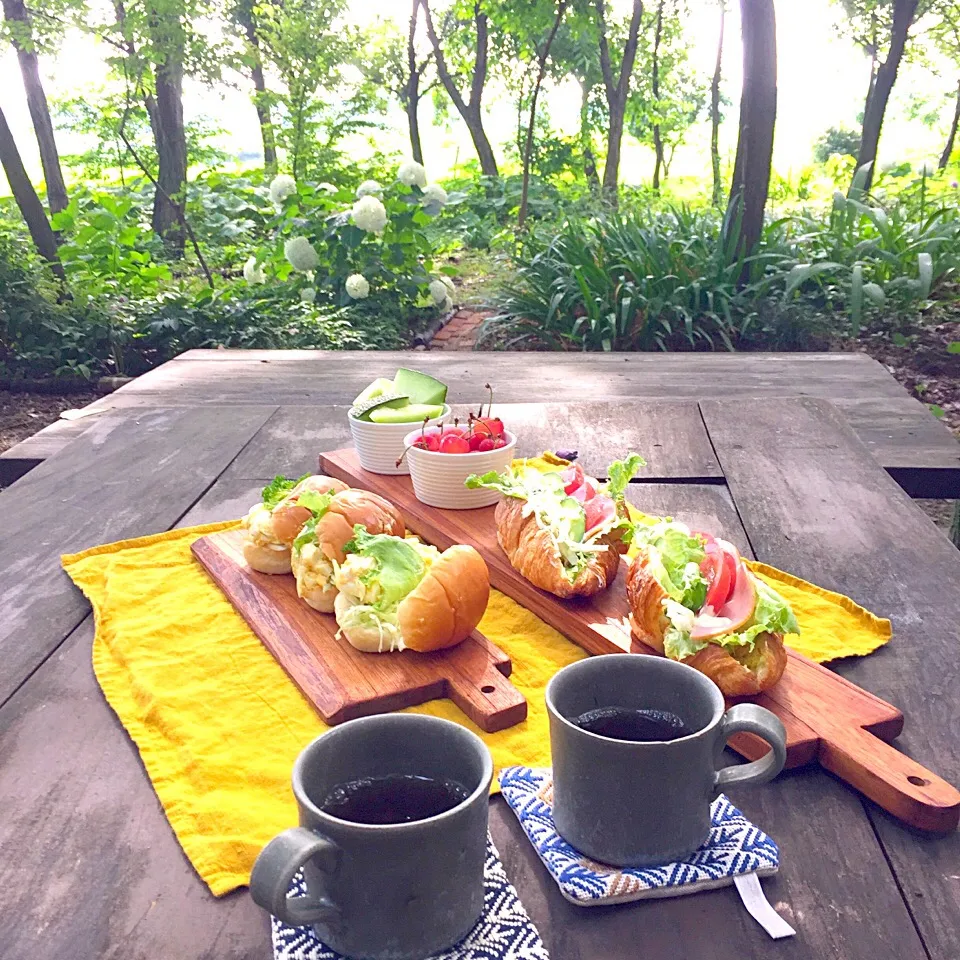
584;495;616;532
570;477;598;503
691;563;757;640
562;464;584;495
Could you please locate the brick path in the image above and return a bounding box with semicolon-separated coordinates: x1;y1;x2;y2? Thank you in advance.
429;307;490;350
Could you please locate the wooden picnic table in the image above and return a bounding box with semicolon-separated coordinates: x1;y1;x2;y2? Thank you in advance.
0;351;958;960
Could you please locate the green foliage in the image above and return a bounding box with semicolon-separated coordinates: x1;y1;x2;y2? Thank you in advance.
813;126;862;164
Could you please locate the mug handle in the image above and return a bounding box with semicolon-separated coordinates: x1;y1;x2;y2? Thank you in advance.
714;703;787;790
249;827;341;928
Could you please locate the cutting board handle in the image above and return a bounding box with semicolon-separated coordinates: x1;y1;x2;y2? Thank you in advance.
818;726;960;832
442;642;528;734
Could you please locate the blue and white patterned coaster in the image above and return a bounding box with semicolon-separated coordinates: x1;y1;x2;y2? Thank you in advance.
499;766;779;907
272;838;549;960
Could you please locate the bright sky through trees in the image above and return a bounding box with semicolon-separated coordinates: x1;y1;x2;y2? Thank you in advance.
0;0;954;191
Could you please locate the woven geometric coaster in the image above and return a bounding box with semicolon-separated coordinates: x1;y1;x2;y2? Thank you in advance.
272;838;549;960
499;766;779;907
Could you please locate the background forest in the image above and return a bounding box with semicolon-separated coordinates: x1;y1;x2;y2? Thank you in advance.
1;0;960;404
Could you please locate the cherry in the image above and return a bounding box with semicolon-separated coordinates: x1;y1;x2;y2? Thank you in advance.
468;433;487;451
439;433;471;454
490;436;508;449
475;416;504;437
441;425;465;437
476;437;497;452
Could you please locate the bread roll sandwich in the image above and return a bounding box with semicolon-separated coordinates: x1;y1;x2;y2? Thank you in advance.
333;528;489;654
465;454;645;598
291;490;404;612
626;519;798;696
242;474;349;574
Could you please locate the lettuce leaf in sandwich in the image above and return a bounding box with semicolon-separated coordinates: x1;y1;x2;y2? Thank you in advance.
633;518;798;663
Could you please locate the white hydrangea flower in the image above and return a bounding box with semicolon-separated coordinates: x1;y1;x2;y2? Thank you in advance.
345;273;370;299
285;236;319;272
269;174;297;205
429;279;450;305
317;182;338;194
439;275;455;295
352;195;388;234
422;183;447;207
300;287;316;302
398;160;427;188
242;256;266;285
356;180;382;198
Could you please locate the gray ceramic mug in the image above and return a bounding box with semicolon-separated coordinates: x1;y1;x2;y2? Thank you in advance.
546;654;787;867
249;714;493;960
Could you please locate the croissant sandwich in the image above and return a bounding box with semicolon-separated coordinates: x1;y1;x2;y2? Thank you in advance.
333;528;489;654
466;454;645;598
626;519;798;696
291;490;404;612
242;474;349;574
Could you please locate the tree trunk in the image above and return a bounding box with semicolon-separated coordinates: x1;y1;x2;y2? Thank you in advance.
725;0;777;274
652;0;665;193
151;52;187;256
519;1;567;228
420;0;499;175
113;1;162;170
406;0;424;163
711;3;725;207
2;0;68;215
854;0;918;194
595;0;644;201
237;6;277;174
580;82;601;193
939;80;960;169
0;105;64;280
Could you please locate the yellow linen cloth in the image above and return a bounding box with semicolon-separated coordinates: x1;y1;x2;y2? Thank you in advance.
62;521;891;897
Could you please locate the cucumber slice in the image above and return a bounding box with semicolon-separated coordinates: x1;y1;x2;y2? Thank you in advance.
393;368;448;406
556;496;586;543
350;393;409;421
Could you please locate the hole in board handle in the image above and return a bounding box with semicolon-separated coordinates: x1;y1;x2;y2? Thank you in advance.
907;775;930;787
481;685;496;694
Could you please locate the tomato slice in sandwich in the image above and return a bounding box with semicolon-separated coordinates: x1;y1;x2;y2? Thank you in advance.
570;477;598;503
584;494;616;533
562;463;584;495
700;540;739;611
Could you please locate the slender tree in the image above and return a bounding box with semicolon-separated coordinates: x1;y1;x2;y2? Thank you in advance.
593;0;644;199
725;0;777;269
932;4;960;167
941;80;960;166
0;104;64;280
1;0;68;214
710;1;726;206
405;0;428;163
651;0;665;191
232;0;277;173
839;0;923;193
421;0;499;175
518;0;568;226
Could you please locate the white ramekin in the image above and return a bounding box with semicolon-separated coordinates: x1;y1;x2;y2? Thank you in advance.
402;429;517;508
349;404;451;475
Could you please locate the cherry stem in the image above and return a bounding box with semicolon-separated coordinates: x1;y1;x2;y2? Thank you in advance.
484;382;494;418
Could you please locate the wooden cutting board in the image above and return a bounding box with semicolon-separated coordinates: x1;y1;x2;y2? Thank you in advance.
191;529;527;733
320;446;960;832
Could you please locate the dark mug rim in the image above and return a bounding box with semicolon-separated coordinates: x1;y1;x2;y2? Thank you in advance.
292;714;493;833
545;654;726;746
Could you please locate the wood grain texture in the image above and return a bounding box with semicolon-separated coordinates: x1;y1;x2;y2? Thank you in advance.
0;619;269;960
223;401;721;481
67;351;959;491
701;396;960;954
0;405;276;707
192;529;527;733
319;446;958;828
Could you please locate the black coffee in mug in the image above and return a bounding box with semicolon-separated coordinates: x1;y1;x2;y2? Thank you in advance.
571;706;692;742
321;774;470;825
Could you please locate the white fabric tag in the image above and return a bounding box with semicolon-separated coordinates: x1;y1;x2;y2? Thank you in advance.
734;874;796;939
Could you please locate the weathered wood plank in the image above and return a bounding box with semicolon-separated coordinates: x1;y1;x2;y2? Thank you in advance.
0;619;270;960
0;478;925;960
0;405;276;706
700;396;960;959
0;417;96;485
69;352;957;494
222;402;721;482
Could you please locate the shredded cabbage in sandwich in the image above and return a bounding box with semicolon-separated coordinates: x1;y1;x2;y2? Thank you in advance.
465;454;644;583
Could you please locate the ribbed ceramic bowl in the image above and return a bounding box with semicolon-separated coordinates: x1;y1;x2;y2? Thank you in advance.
349;405;450;475
402;429;517;509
